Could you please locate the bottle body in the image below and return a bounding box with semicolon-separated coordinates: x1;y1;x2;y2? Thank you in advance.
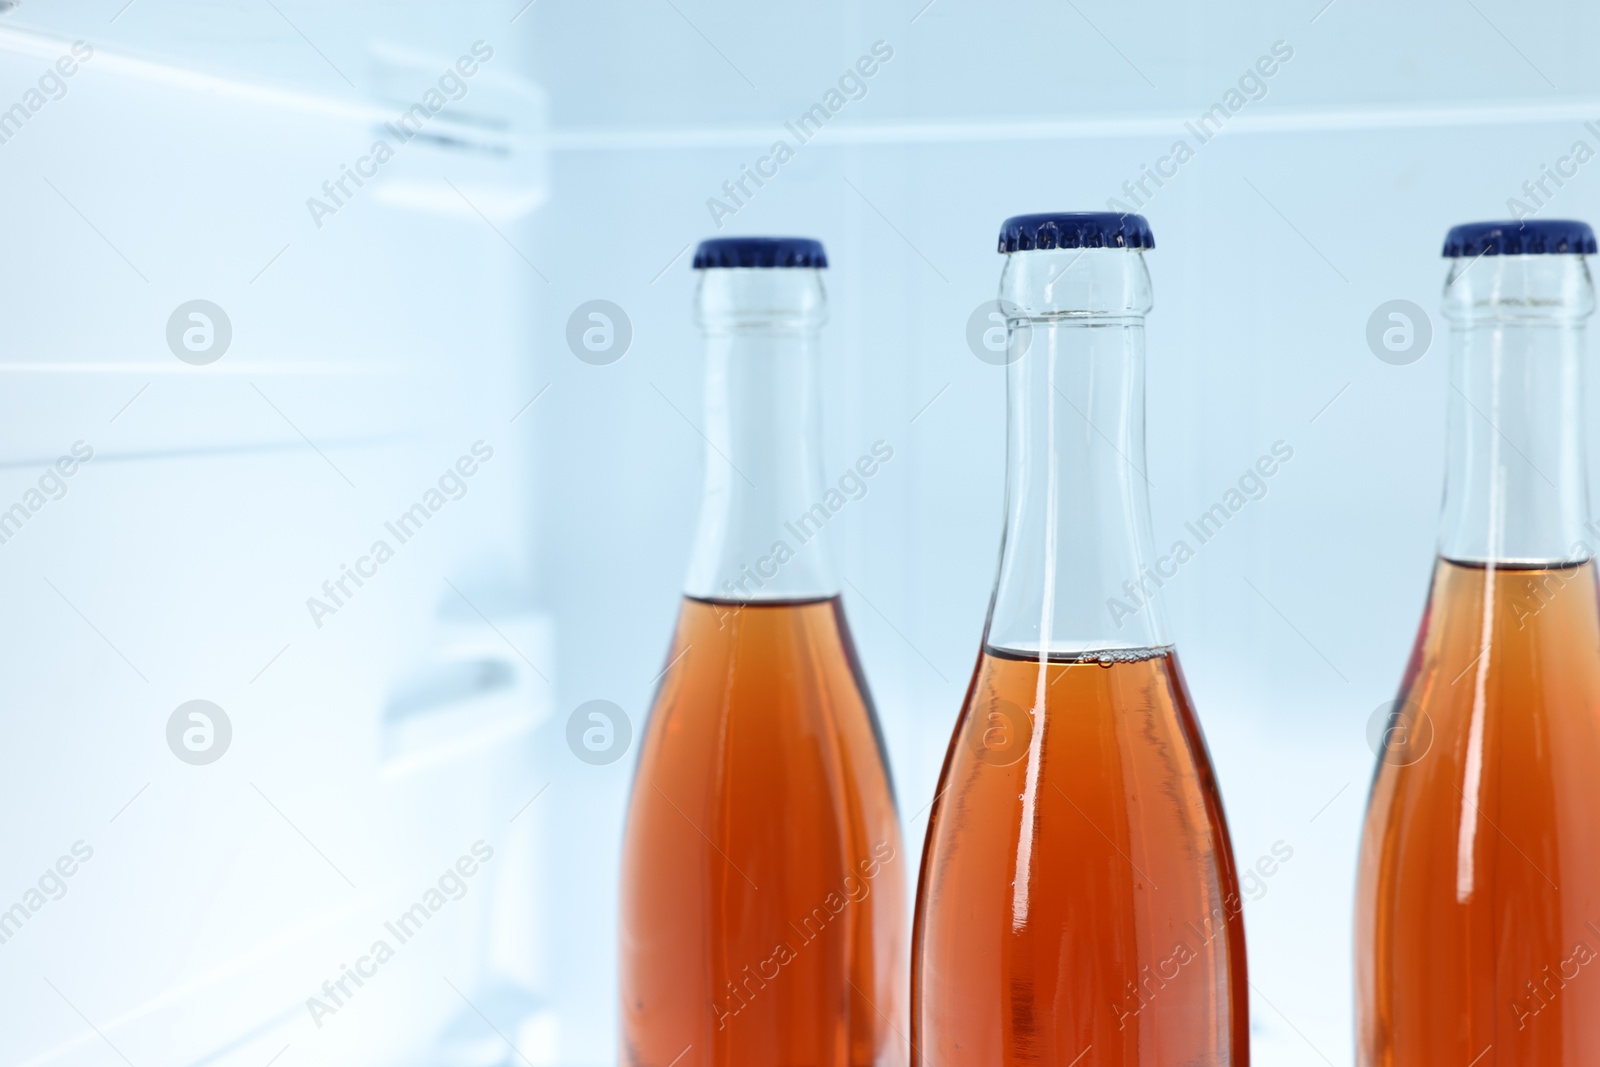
914;646;1245;1064
912;218;1247;1067
621;596;905;1067
620;244;906;1067
1357;232;1600;1067
1356;559;1600;1065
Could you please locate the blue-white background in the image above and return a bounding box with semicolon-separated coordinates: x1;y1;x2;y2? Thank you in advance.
1;1;1597;1065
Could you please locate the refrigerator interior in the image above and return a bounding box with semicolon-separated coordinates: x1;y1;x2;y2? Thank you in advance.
4;1;1600;1065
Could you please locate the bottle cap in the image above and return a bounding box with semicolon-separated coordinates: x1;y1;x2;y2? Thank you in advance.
693;237;828;269
1442;220;1596;257
997;212;1155;253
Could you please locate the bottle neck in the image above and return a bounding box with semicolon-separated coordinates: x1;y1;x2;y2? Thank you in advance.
1439;255;1596;565
683;269;838;602
985;248;1169;656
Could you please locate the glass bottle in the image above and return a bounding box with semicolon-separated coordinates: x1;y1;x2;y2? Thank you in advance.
1357;219;1600;1066
619;237;906;1067
911;213;1249;1066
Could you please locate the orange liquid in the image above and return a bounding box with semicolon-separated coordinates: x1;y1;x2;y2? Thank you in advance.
912;646;1248;1066
1357;559;1600;1066
620;596;907;1067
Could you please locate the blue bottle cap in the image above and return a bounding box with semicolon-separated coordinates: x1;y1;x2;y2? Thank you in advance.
693;237;828;269
1442;220;1596;257
998;212;1155;253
